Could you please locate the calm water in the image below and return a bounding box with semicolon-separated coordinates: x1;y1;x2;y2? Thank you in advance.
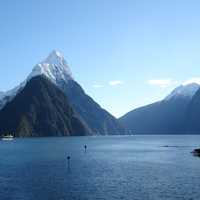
0;135;200;200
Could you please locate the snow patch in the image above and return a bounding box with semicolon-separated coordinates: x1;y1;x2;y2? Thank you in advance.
165;83;200;101
28;50;73;83
0;50;73;110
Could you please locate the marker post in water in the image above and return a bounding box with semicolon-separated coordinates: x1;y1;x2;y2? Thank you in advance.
84;145;87;153
67;156;71;169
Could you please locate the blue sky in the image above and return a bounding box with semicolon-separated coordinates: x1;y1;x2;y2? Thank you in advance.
1;0;200;117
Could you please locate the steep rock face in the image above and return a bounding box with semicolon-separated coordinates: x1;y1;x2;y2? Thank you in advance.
119;84;200;134
27;50;73;83
0;50;125;135
165;83;199;101
0;76;89;137
185;88;200;133
60;79;124;135
29;50;124;135
0;50;72;110
119;99;188;134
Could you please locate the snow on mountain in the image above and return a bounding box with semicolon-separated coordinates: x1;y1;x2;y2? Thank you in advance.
165;83;200;101
27;50;73;83
0;50;73;110
0;81;26;109
0;92;4;99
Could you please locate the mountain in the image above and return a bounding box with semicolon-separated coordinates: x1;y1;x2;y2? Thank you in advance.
0;76;89;137
0;51;72;109
119;83;200;134
33;51;124;135
0;50;73;110
59;79;124;134
0;92;4;108
165;83;200;101
0;92;4;98
27;50;73;84
0;50;124;135
185;88;200;133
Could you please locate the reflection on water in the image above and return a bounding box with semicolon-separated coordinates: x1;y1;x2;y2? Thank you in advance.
0;135;200;200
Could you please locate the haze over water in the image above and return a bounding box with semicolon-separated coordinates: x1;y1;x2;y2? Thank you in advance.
1;135;200;200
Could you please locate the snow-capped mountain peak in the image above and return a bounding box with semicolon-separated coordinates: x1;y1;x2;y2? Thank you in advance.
28;50;73;83
44;50;67;68
165;83;200;101
0;50;73;110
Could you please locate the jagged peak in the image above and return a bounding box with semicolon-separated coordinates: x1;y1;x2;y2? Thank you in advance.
28;50;73;83
45;50;65;64
0;50;74;110
165;83;200;101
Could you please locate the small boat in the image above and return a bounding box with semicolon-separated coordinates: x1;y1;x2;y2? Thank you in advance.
1;134;14;141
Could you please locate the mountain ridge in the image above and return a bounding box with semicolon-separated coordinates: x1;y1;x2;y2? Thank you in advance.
119;83;200;134
0;50;124;135
0;75;89;137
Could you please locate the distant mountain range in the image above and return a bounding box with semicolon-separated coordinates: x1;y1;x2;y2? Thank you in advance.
119;83;200;134
2;50;200;136
0;51;124;137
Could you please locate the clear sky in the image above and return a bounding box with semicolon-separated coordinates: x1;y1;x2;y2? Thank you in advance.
1;0;200;117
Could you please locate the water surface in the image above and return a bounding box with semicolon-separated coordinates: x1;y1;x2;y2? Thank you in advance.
0;135;200;200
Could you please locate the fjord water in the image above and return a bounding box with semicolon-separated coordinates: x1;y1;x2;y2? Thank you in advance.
0;136;200;200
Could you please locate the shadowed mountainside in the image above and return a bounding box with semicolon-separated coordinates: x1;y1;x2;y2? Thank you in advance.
0;76;89;137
